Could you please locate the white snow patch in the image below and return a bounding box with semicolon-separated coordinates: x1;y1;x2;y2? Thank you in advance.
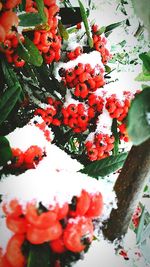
54;51;104;81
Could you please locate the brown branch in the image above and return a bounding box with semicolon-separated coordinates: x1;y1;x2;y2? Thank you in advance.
102;138;150;241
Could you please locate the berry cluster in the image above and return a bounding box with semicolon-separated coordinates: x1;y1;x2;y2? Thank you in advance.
32;0;61;64
88;94;104;119
0;190;103;266
34;97;62;129
8;145;45;170
92;24;112;64
118;123;129;142
62;103;89;133
105;94;131;122
60;63;105;99
0;0;61;66
85;133;115;161
0;8;25;67
66;46;83;61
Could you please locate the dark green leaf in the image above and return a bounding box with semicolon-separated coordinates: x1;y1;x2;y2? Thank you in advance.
96;26;106;35
19;0;26;11
139;52;150;73
78;0;93;48
105;20;125;36
17;37;43;67
79;152;127;179
1;59;18;88
136;206;145;244
105;65;111;73
19;13;43;27
58;21;69;40
127;88;150;145
35;0;47;23
27;244;51;267
0;136;12;166
111;119;119;155
0;84;22;125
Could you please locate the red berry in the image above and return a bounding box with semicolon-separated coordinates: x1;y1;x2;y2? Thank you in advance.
24;145;43;169
6;234;25;267
86;192;103;217
63;217;93;253
69;190;91;217
9;148;24;168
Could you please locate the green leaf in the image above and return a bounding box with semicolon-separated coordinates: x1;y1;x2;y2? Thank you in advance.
0;84;22;125
127;88;150;145
1;59;19;88
135;72;150;81
58;21;69;40
111;119;119;155
0;136;12;166
17;37;43;67
96;26;106;35
136;206;145;244
139;52;150;73
27;244;51;267
104;20;125;36
78;0;93;48
79;152;127;179
19;13;43;27
35;0;47;23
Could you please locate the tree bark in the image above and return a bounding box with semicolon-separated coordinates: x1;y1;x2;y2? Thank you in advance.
102;138;150;241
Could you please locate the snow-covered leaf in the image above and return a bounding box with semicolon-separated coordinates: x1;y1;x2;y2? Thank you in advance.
140;239;150;264
0;136;12;166
127;89;150;145
78;0;93;48
136;206;145;244
19;13;43;27
79;152;127;179
17;37;43;67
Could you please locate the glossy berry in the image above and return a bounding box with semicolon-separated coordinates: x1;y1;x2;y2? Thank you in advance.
69;190;91;217
23;145;44;169
86;192;103;217
6;234;25;267
9;148;24;168
63;216;93;253
27;221;62;244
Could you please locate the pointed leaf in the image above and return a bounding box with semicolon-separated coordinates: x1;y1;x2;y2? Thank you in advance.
17;37;43;66
79;152;127;179
35;0;47;23
19;13;43;27
105;20;125;36
78;0;93;48
58;21;69;40
1;59;19;88
127;88;150;145
27;244;51;267
111;119;119;155
0;136;12;166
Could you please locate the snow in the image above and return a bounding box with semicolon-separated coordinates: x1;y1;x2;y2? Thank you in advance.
53;51;104;81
